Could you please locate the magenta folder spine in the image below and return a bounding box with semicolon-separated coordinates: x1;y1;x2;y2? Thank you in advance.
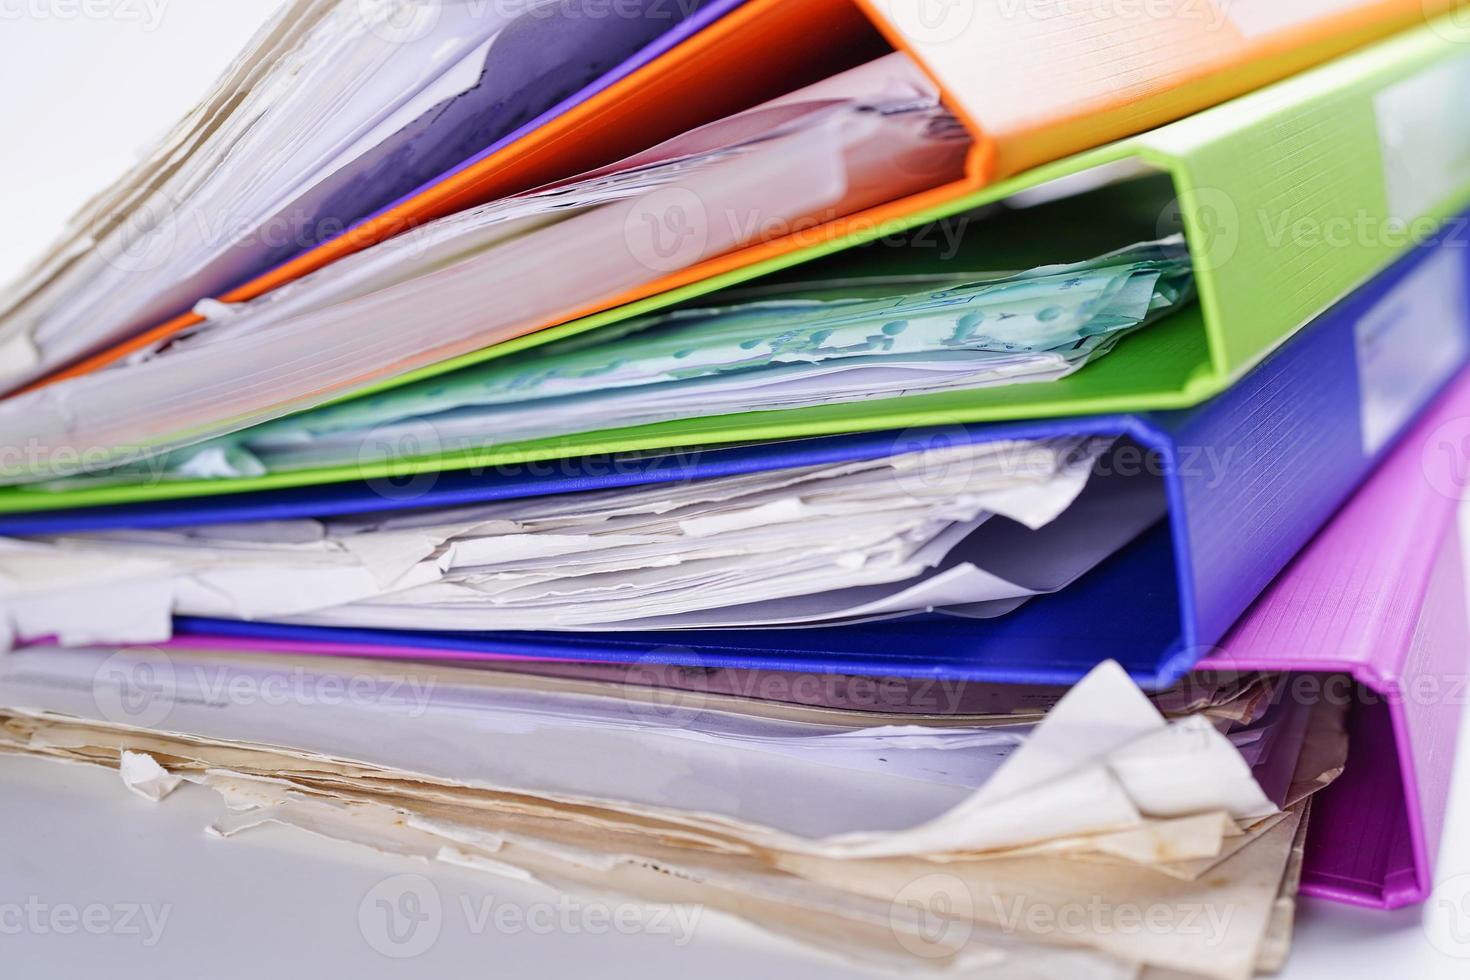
1203;367;1470;908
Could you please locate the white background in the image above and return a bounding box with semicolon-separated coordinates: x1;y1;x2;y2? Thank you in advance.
0;0;284;286
1;2;1469;976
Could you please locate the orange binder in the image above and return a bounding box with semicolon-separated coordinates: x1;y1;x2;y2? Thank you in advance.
23;0;1460;391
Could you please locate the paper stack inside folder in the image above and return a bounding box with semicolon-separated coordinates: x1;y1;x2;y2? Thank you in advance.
0;649;1344;979
0;0;735;389
4;1;1470;975
3;435;1179;643
0;52;972;483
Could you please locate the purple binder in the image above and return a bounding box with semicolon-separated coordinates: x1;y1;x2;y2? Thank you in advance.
1201;365;1470;909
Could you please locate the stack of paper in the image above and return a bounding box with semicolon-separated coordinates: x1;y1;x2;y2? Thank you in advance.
0;52;971;484
109;239;1193;482
0;0;727;391
3;3;1470;976
1;435;1171;644
0;649;1344;978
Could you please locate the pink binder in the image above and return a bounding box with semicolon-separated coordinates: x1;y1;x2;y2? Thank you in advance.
1202;366;1470;909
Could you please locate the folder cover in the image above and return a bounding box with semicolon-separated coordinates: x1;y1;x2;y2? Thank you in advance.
151;362;1470;912
6;13;1469;513
14;204;1470;693
1200;367;1470;910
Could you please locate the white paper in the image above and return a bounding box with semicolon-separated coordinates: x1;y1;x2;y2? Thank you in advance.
1;438;1135;639
0;649;1277;857
118;749;183;801
0;54;967;484
0;1;521;387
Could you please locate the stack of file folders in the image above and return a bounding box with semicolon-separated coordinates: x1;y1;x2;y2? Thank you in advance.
3;1;1470;975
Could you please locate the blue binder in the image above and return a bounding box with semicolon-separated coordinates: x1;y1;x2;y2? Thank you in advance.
10;212;1470;689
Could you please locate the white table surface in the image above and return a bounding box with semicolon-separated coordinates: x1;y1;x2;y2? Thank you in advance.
2;3;1469;976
